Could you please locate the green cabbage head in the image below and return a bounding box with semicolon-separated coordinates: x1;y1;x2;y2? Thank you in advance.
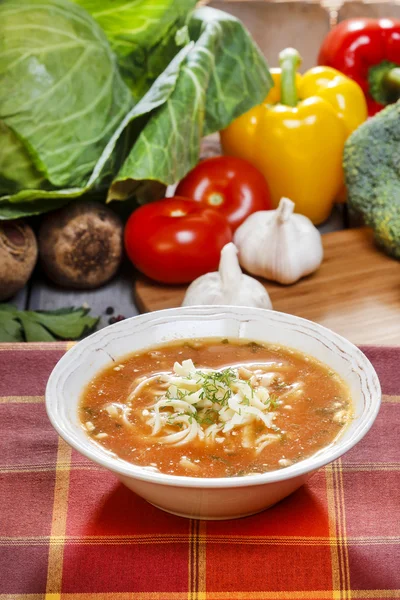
0;0;132;197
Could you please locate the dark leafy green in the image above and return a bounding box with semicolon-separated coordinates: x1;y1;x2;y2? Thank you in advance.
0;309;23;342
0;305;99;342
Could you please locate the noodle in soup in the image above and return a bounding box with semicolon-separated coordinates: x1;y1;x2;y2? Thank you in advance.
79;338;352;477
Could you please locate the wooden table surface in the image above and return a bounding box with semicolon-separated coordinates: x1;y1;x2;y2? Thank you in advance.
135;228;400;346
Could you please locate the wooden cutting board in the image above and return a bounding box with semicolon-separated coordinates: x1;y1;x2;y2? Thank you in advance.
134;228;400;346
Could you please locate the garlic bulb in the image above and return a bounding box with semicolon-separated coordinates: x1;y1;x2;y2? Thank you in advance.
182;242;272;309
234;197;323;285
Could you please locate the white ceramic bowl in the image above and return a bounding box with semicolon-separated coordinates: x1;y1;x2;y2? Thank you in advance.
46;306;381;520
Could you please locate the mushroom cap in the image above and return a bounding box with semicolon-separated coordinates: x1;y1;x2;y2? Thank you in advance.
39;201;123;289
0;220;38;301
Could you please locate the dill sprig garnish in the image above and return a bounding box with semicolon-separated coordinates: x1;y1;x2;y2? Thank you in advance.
197;368;237;406
156;362;278;439
195;409;219;425
267;394;279;409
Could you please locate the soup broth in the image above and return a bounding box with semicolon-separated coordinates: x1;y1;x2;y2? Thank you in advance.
80;338;352;477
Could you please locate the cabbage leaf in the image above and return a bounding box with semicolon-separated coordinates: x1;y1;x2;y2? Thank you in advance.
109;7;273;200
0;0;272;218
0;0;133;189
72;0;197;100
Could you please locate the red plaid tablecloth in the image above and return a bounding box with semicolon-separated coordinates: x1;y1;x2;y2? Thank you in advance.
0;342;399;600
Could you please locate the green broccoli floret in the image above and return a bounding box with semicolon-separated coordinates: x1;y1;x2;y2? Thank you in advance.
343;100;400;260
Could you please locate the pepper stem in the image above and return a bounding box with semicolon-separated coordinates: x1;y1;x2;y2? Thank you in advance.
368;60;400;105
279;48;302;107
382;68;400;103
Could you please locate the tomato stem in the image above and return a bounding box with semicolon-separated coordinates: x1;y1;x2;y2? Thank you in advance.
208;192;224;207
279;48;302;107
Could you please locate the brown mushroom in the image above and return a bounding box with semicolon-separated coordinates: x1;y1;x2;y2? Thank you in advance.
0;220;38;301
39;201;123;289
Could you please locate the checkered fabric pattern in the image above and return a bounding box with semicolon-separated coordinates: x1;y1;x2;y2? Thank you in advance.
0;342;399;600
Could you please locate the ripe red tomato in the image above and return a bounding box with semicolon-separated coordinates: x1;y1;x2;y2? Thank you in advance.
124;197;232;284
175;156;272;231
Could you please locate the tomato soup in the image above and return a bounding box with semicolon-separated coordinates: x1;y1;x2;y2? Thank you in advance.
79;338;352;477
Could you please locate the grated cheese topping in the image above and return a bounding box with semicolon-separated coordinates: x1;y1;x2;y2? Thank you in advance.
139;359;281;450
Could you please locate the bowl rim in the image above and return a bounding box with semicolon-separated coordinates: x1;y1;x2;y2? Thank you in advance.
46;305;381;489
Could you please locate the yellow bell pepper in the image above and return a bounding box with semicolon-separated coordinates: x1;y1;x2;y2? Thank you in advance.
220;48;368;224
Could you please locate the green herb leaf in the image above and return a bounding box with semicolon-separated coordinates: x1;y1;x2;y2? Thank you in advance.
0;304;99;342
33;308;98;339
268;394;279;410
0;310;23;342
18;314;58;342
247;341;264;354
0;304;18;314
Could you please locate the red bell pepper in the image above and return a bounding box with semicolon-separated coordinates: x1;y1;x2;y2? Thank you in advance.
318;18;400;115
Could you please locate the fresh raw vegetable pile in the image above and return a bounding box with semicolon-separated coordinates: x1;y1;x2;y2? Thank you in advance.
319;17;400;260
124;156;272;284
221;47;367;225
0;0;272;218
1;8;399;344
